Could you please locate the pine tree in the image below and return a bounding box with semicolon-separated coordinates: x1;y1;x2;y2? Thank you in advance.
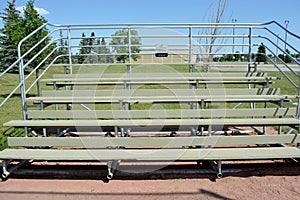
96;38;113;63
256;45;267;63
0;0;22;72
21;0;52;70
0;0;53;73
56;30;68;64
78;33;89;64
88;32;97;63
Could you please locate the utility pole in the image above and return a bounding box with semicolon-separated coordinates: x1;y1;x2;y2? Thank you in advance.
242;33;245;61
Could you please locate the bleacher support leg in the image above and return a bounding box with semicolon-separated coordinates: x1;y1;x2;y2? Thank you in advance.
1;160;29;180
217;160;223;178
209;160;223;178
107;160;120;180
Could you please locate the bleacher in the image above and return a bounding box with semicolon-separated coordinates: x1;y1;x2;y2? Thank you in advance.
1;22;300;181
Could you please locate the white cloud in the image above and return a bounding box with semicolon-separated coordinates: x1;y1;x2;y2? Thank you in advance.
34;7;49;15
16;6;50;15
16;6;25;13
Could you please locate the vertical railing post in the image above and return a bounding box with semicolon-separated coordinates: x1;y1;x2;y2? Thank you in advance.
247;27;253;72
127;26;132;110
248;27;252;63
67;27;73;74
127;25;132;74
18;48;28;137
189;26;194;73
297;80;300;119
66;27;73;111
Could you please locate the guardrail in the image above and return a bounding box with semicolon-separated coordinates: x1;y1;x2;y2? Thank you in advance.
0;21;299;120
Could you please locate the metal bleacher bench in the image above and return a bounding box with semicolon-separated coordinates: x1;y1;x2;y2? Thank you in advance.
42;72;279;88
1;72;299;180
27;88;293;108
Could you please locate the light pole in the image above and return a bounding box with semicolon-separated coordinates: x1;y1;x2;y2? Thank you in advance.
284;20;289;61
242;33;245;61
232;18;237;61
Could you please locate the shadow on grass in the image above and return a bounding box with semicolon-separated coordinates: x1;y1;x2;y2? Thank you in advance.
0;127;24;151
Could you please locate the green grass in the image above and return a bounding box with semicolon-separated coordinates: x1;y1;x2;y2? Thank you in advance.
0;64;299;150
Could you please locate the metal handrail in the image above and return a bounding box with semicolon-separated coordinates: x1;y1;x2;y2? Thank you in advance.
0;21;299;114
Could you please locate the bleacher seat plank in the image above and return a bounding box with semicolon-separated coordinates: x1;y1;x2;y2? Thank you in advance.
5;118;300;128
0;147;299;161
27;108;297;119
8;135;300;147
39;88;281;97
46;80;272;86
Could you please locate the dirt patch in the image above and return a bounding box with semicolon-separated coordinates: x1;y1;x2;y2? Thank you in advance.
0;176;299;200
0;161;299;200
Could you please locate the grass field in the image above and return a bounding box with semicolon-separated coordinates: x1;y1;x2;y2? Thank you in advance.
0;64;299;150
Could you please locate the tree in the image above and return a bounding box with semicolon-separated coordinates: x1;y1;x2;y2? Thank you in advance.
21;0;53;68
22;0;54;96
87;32;97;63
55;30;68;64
0;0;23;72
95;38;113;63
255;45;267;63
278;49;292;63
78;33;89;64
110;29;141;63
78;32;102;64
234;51;241;61
0;0;54;96
198;0;228;67
0;0;53;72
223;53;233;61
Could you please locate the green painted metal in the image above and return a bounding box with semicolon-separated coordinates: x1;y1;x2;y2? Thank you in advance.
27;95;290;105
27;108;297;119
4;118;300;128
45;80;273;86
8;135;300;147
0;147;299;161
40;88;281;97
46;72;272;79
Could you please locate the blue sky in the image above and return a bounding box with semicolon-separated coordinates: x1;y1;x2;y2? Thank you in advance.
0;0;299;35
0;0;299;54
